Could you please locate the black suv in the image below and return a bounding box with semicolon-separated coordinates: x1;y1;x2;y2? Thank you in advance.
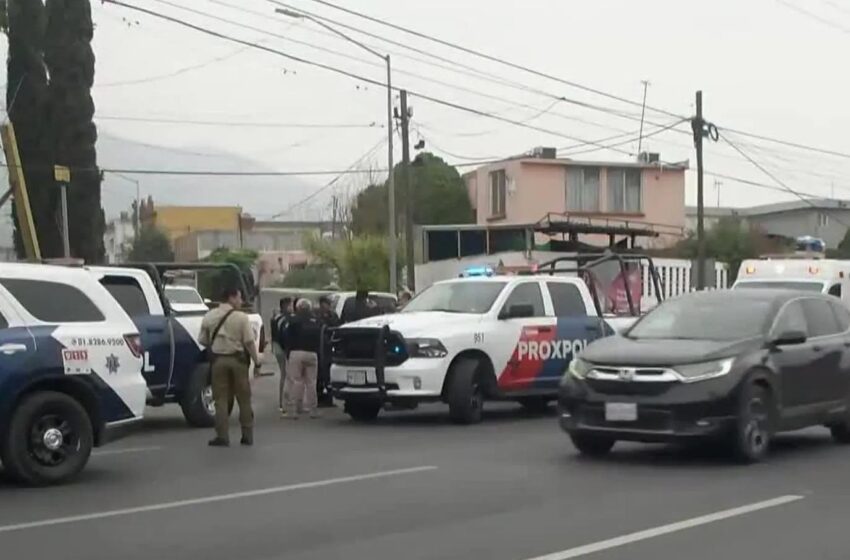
559;289;850;462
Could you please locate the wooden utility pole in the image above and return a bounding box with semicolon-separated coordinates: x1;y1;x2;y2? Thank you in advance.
400;90;415;291
0;123;41;261
691;91;706;290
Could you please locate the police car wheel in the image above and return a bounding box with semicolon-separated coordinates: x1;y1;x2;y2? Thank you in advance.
730;384;772;463
569;433;616;457
1;391;93;486
447;358;484;425
180;365;217;428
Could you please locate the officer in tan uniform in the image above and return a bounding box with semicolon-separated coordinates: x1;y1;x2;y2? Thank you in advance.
199;285;261;447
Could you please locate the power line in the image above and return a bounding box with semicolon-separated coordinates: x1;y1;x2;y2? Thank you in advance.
151;0;639;139
776;0;850;36
720;132;850;227
96;44;254;88
100;1;663;158
295;0;850;164
560;118;689;156
0;160;388;177
296;0;687;121
94;114;383;128
271;136;387;218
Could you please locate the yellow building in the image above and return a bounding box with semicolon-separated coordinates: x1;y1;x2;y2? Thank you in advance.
143;205;242;242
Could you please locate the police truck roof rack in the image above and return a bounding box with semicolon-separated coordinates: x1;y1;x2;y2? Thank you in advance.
523;250;663;317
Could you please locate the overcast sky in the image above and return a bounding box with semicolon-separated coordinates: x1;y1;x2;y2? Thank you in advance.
5;0;850;228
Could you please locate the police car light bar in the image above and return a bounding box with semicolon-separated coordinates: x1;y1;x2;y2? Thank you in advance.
460;265;495;278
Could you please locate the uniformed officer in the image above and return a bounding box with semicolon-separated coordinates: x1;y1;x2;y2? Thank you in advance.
316;296;340;408
199;285;261;447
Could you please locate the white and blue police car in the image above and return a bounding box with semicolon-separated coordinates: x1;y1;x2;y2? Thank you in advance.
0;263;146;485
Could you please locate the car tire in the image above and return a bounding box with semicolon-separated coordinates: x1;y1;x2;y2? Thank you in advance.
345;401;381;422
570;432;615;457
1;391;93;486
447;358;484;425
518;397;551;414
180;364;217;428
730;384;772;463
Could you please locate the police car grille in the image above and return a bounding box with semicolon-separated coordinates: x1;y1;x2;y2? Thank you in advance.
332;331;408;366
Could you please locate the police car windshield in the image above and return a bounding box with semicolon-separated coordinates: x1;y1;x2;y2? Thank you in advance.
403;281;507;314
165;287;204;304
628;295;772;341
734;281;825;292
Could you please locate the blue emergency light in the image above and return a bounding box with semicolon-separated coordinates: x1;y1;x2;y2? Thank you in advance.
460;265;495;278
795;236;826;254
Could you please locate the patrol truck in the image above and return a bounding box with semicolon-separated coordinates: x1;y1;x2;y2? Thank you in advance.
0;263;146;485
330;253;660;423
88;263;264;427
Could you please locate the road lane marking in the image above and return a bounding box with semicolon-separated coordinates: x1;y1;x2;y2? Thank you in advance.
0;465;437;534
523;494;804;560
92;446;162;457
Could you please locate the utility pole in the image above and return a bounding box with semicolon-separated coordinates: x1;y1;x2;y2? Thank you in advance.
637;80;650;156
399;90;415;292
691;91;706;290
714;179;722;208
387;56;398;294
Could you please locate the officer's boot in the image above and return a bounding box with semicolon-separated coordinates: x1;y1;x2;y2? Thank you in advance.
240;427;254;446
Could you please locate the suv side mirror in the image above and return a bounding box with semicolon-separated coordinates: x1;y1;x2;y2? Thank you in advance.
771;329;807;346
500;303;534;320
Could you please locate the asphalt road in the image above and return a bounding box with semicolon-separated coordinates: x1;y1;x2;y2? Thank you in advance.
2;375;850;560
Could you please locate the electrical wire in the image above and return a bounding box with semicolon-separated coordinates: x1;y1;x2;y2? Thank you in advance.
560;118;689;157
776;0;850;36
94;114;383;128
151;0;637;139
100;0;662;158
271;135;387;218
720;133;850;227
296;0;687;121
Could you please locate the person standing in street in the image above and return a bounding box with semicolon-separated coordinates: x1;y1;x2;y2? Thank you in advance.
199;285;261;447
282;299;322;419
316;295;340;408
272;297;293;416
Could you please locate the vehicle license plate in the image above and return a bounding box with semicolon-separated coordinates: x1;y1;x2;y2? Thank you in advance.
347;370;367;385
605;402;637;422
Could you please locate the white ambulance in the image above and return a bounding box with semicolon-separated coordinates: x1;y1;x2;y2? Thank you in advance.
733;256;850;301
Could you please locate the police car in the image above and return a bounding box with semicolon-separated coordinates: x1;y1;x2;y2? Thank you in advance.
89;264;264;427
0;263;146;485
330;274;628;424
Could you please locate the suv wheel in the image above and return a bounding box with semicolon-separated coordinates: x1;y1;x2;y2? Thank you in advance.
346;401;381;422
447;358;484;425
569;432;615;457
730;384;772;463
180;364;216;428
1;391;93;486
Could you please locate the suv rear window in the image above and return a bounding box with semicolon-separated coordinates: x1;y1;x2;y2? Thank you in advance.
101;276;150;317
547;282;587;317
1;279;104;322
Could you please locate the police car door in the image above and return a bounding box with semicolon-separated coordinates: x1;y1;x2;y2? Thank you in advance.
98;274;172;393
0;291;35;388
494;280;557;393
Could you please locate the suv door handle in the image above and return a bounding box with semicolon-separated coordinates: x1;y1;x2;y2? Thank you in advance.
538;326;553;333
0;343;27;355
813;344;823;352
147;327;165;333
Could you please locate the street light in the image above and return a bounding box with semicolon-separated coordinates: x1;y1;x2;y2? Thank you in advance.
275;7;397;293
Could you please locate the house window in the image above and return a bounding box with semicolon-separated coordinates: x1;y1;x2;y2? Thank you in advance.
818;213;829;228
607;168;642;213
566;167;600;212
489;169;506;218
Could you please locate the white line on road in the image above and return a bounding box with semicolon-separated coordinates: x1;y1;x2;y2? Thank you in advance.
0;465;437;534
92;446;162;457
523;494;804;560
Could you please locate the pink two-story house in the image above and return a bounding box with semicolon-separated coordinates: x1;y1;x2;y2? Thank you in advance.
463;151;688;248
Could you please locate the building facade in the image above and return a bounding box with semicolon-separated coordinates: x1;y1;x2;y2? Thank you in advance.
140;199;242;242
685;199;850;249
463;152;688;248
104;212;135;264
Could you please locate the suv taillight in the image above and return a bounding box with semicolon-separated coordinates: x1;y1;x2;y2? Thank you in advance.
124;334;143;358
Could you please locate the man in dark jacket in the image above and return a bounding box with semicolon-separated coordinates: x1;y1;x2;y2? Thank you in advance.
272;297;293;415
282;299;323;419
316;296;340;408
